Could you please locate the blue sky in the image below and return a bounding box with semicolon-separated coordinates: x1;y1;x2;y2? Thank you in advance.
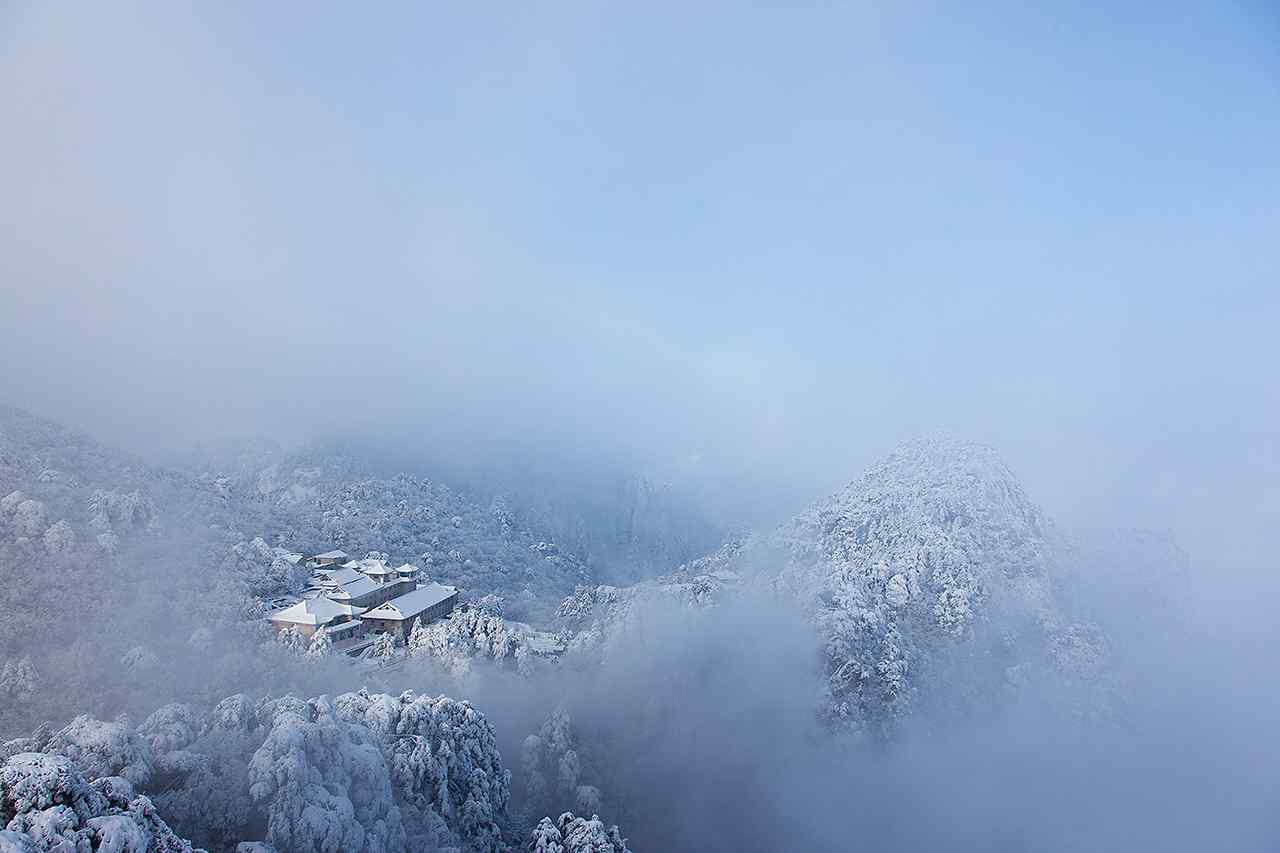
2;1;1277;561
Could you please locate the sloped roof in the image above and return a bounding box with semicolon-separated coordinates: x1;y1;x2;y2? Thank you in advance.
356;558;395;575
327;576;378;600
315;567;364;586
363;583;458;621
268;597;365;626
395;563;420;574
311;549;349;560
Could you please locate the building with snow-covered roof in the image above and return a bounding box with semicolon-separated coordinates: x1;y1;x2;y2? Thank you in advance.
268;597;365;639
313;566;364;587
326;575;417;609
362;582;459;641
326;575;378;601
330;557;421;585
347;557;400;581
307;549;349;568
360;559;395;578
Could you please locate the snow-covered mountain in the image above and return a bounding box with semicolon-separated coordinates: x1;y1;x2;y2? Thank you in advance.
770;437;1095;731
557;438;1130;734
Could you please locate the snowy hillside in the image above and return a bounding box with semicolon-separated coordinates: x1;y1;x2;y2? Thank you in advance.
213;440;725;591
0;403;178;550
0;406;252;683
0;406;603;634
211;455;596;621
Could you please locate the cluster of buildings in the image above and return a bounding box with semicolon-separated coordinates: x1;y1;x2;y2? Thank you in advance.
267;549;459;645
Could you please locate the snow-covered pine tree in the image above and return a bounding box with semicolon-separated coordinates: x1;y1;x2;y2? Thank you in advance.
371;631;398;661
0;657;39;700
407;616;428;654
526;812;630;853
276;626;306;655
305;628;331;659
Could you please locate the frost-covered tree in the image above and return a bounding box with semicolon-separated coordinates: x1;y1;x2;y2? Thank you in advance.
306;629;332;660
334;689;512;851
1046;621;1117;722
277;626;307;655
573;786;601;817
0;491;25;517
247;696;406;853
10;498;46;539
521;707;607;823
211;693;258;733
41;519;76;555
150;747;258;850
42;714;154;787
526;813;630;853
0;752;201;853
474;593;505;616
147;695;268;851
407;618;428;652
138;704;207;754
227;537;310;599
0;658;39;701
0;723;53;763
528;818;564;853
557;751;580;800
408;607;530;676
87;488;156;534
370;631;398;662
96;530;120;554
